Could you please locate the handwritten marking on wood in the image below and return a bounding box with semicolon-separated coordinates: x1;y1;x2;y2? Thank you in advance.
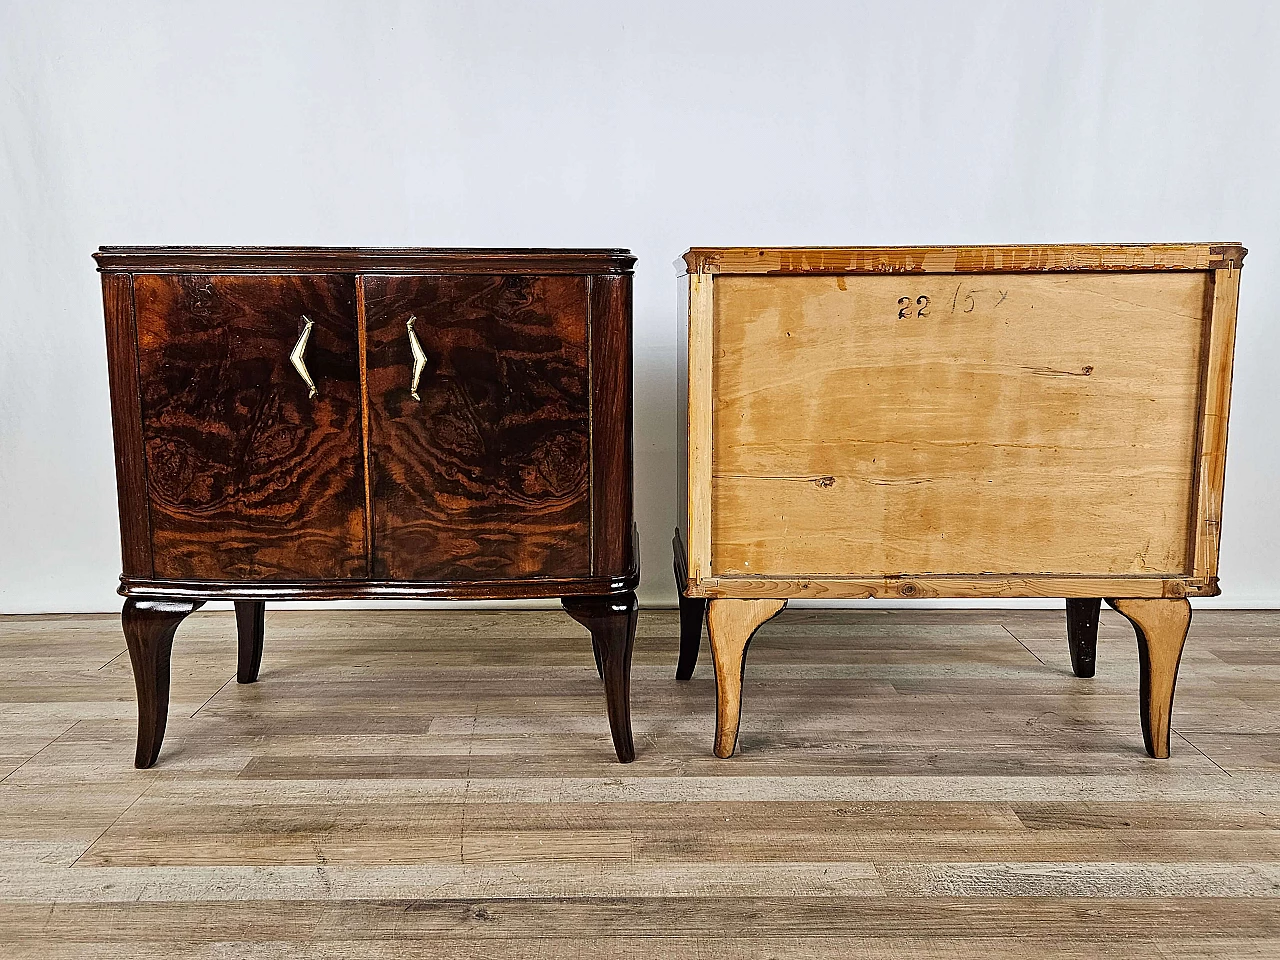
710;272;1208;578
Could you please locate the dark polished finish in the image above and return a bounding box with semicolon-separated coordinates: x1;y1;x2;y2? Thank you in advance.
96;247;636;275
101;273;153;579
364;274;590;581
116;551;637;601
98;247;638;766
562;592;639;763
235;601;265;684
1065;597;1101;678
673;529;706;681
589;274;634;578
122;598;203;768
589;636;605;680
133;273;366;581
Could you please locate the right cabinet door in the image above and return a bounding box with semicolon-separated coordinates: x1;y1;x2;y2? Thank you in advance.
362;274;592;581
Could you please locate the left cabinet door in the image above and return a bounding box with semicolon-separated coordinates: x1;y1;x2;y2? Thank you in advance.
132;274;367;581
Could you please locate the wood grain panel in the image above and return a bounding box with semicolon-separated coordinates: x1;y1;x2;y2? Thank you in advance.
133;274;366;580
363;275;590;581
688;575;1213;601
710;272;1209;579
684;243;1244;275
686;272;714;582
588;274;634;577
96;247;636;275
99;273;152;579
1191;266;1242;579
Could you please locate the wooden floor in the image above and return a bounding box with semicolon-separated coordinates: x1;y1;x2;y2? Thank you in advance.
0;607;1278;957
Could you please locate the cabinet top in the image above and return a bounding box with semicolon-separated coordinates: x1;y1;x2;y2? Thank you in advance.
680;243;1246;275
94;246;636;274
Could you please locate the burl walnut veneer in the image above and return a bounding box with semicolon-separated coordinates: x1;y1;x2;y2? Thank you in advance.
674;243;1246;760
97;247;639;765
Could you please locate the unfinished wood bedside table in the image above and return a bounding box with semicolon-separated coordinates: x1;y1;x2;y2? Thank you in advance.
673;243;1245;759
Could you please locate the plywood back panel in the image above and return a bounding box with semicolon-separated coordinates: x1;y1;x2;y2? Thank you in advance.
710;272;1209;578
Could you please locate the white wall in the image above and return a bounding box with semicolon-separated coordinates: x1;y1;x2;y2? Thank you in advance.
1;0;1277;613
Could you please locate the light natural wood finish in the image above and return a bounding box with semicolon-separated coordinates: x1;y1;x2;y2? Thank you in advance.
683;243;1242;275
677;243;1245;610
710;272;1207;580
3;607;1280;957
689;575;1209;601
675;272;691;558
1106;598;1193;759
707;598;787;758
1191;266;1242;580
685;271;714;584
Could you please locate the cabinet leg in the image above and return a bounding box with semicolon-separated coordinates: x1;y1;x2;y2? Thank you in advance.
122;597;202;769
673;530;706;681
676;592;708;682
590;636;605;680
1065;598;1101;678
1106;598;1192;759
235;601;265;684
707;598;786;759
563;592;639;763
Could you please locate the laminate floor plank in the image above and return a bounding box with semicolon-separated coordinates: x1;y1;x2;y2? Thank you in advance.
9;937;1275;960
2;896;1280;939
0;607;1277;958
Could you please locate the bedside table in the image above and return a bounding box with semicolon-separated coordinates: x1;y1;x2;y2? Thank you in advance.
97;246;639;765
675;243;1244;760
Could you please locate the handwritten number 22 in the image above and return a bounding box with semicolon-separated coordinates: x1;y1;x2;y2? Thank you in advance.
897;295;930;319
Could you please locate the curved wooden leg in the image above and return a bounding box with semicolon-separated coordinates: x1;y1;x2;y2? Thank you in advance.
707;598;786;759
235;600;265;684
590;635;605;680
122;597;202;769
1106;598;1192;759
676;593;708;682
1065;597;1101;678
673;530;706;681
563;592;638;763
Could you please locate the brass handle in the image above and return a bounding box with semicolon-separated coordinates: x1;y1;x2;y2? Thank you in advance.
407;316;428;401
290;316;318;399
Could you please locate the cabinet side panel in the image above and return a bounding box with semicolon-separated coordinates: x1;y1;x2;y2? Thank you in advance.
687;273;714;582
1191;266;1242;581
712;272;1207;578
676;273;690;552
101;273;153;579
589;273;634;576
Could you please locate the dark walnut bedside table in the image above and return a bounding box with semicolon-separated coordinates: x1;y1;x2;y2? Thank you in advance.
96;246;639;765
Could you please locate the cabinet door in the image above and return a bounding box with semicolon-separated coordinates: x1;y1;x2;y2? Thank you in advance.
363;275;591;581
133;274;366;580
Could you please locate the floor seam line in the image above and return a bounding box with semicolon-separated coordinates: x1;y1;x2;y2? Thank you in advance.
1175;729;1233;778
70;782;153;867
0;719;81;784
1002;624;1048;666
191;674;236;719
